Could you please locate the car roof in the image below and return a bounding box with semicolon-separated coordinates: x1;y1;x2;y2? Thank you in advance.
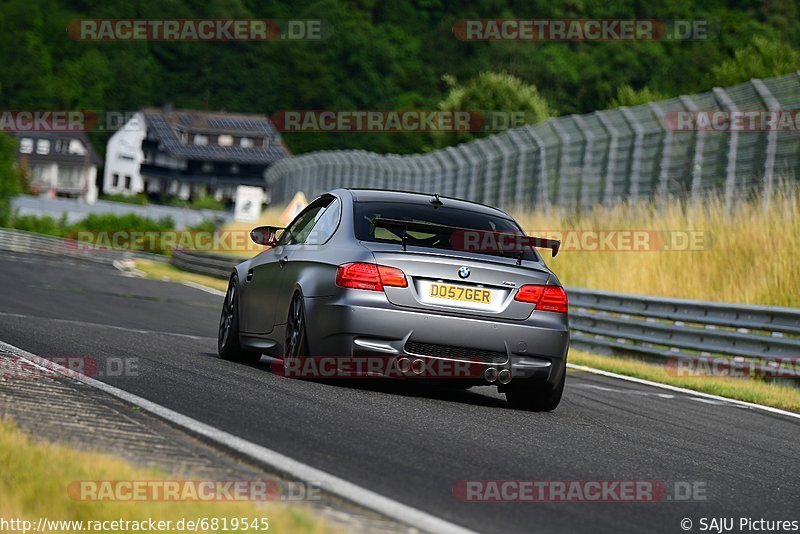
334;188;514;219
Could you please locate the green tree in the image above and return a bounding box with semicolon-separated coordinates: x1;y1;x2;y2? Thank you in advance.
608;85;668;109
1;1;800;156
706;37;800;88
434;72;552;149
0;133;21;226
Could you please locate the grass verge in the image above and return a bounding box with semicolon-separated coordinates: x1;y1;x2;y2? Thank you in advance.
569;350;800;413
0;419;327;533
134;259;229;292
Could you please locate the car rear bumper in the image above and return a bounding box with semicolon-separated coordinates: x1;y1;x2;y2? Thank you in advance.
302;290;569;387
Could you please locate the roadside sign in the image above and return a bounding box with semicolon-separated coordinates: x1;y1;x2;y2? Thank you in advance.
234;185;264;222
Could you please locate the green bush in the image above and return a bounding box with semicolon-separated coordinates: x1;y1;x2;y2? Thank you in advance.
165;195;227;212
99;193;149;206
433;72;552;149
8;213;68;236
7;212;177;254
0;133;21;226
68;213;174;234
706;37;800;88
608;85;668;108
186;219;218;233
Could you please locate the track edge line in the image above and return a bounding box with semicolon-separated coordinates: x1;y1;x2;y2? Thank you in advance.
566;362;800;420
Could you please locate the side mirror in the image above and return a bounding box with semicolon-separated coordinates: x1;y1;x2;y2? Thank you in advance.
250;226;283;247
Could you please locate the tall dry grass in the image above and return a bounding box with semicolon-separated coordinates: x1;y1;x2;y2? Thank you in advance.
513;187;800;307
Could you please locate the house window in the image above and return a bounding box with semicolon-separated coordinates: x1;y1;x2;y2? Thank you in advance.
36;139;50;155
218;134;233;146
112;173;120;188
194;134;208;146
19;138;33;154
124;175;132;189
118;153;135;161
68;139;86;155
240;137;253;148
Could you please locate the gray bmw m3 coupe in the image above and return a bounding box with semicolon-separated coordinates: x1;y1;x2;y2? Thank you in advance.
218;189;569;411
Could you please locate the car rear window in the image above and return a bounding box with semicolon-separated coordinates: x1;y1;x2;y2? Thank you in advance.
353;201;539;262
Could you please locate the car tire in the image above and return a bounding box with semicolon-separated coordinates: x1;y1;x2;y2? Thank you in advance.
284;292;310;374
505;370;565;412
218;275;261;363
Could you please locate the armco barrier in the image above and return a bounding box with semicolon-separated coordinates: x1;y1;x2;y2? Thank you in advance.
568;287;800;376
171;248;247;279
0;227;166;264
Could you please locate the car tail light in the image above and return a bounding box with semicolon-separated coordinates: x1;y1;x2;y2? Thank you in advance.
514;284;568;313
335;262;408;291
514;285;545;303
376;265;408;288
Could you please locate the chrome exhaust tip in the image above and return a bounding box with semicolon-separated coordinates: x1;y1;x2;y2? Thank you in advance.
484;367;499;383
396;357;411;373
497;369;512;384
411;359;425;375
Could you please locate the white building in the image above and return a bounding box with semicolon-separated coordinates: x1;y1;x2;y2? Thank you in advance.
101;107;289;204
102;112;146;196
15;132;101;203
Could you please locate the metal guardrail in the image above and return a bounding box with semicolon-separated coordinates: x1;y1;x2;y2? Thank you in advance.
166;249;800;375
0;228;166;264
171;248;246;279
567;287;800;376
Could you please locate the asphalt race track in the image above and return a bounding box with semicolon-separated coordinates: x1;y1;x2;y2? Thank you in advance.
1;252;797;534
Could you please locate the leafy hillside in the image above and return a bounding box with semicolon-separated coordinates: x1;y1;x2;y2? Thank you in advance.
1;0;799;155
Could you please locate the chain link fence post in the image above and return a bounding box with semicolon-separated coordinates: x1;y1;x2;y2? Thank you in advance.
620;107;643;203
648;102;672;209
595;111;617;207
572;115;594;210
549;120;570;208
751;78;781;210
712;87;740;212
680;95;705;204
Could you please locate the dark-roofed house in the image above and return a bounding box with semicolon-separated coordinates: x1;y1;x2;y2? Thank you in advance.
15;132;102;203
104;107;289;205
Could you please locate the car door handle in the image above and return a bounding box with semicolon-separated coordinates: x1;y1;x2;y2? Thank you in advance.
246;269;254;282
279;256;289;266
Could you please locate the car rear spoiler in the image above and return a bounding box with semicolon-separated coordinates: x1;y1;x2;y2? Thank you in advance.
371;217;561;258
